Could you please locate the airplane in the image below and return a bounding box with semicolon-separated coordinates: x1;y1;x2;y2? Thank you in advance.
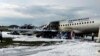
59;17;98;36
38;16;100;42
8;16;100;42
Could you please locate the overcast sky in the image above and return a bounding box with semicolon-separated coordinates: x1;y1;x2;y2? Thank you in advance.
0;0;100;26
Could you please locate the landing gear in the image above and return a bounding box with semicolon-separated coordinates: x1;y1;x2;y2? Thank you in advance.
64;31;75;39
56;31;75;39
67;32;72;39
97;27;100;43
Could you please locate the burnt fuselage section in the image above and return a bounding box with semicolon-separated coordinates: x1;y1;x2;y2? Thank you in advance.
44;21;60;30
48;21;59;30
35;21;60;38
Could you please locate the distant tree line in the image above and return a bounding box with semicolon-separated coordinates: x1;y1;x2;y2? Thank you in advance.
8;24;36;29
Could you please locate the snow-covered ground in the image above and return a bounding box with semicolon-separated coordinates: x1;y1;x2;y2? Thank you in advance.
1;31;100;56
13;37;66;41
2;31;66;41
2;31;98;42
0;41;100;56
2;31;21;38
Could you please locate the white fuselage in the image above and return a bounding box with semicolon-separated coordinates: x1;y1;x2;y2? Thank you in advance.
59;17;100;34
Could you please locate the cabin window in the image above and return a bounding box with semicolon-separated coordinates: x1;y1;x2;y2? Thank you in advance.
70;24;71;26
82;22;84;24
84;22;86;24
92;21;94;23
74;23;76;25
66;24;67;26
67;24;69;26
79;23;81;24
90;21;91;23
77;23;78;25
87;22;89;24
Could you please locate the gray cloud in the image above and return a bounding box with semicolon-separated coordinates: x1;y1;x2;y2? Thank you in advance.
15;5;100;18
9;5;100;26
0;0;100;26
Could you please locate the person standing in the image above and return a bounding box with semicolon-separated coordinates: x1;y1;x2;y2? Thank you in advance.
92;33;94;41
0;31;2;43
